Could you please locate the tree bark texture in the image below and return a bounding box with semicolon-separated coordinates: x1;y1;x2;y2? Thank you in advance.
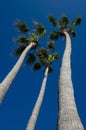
0;42;35;103
57;31;84;130
26;66;49;130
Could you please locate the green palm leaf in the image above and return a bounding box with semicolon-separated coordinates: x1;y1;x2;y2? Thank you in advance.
15;35;30;44
26;54;36;64
59;15;69;30
68;28;76;37
13;45;26;56
61;15;69;24
47;55;53;63
72;16;82;26
39;58;47;65
15;20;29;32
48;66;53;73
34;20;46;37
36;48;48;58
52;53;59;60
49;31;59;40
70;30;76;37
32;63;41;71
30;33;38;41
48;15;57;26
36;48;49;65
48;41;55;50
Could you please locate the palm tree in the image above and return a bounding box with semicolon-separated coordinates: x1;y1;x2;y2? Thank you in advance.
48;15;84;130
26;47;59;130
26;65;49;130
0;20;46;103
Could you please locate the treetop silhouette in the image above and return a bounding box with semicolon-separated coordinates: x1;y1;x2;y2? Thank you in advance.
48;15;82;38
13;19;59;73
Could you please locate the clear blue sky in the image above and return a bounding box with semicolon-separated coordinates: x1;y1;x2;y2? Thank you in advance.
0;0;86;130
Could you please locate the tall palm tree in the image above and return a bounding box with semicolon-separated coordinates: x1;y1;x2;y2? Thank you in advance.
26;65;49;130
0;20;46;103
48;15;84;130
26;47;59;130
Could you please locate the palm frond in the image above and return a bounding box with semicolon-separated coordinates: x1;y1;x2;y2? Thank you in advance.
59;32;65;37
26;54;36;64
48;41;55;50
15;35;30;44
68;28;76;37
32;63;41;71
15;20;29;32
61;15;69;24
38;58;47;65
13;45;26;56
52;53;59;60
34;20;46;37
30;33;38;41
48;66;53;73
48;15;57;26
36;48;49;65
49;31;59;40
36;48;49;58
71;30;76;37
72;16;82;26
47;55;53;63
59;15;69;30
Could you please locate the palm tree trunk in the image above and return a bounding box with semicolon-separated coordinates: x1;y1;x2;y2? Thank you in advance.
57;31;84;130
0;42;36;103
26;66;49;130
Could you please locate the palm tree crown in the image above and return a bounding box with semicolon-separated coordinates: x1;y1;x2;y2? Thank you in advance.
13;19;59;72
48;15;82;38
13;20;46;63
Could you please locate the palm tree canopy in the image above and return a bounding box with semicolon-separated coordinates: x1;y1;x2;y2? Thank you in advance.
48;15;57;26
49;31;59;40
34;20;46;37
14;35;30;45
72;16;82;26
48;15;82;38
13;45;26;56
48;41;56;50
59;15;69;30
32;47;59;72
15;20;29;32
13;19;59;73
13;15;82;73
26;54;36;64
12;20;46;66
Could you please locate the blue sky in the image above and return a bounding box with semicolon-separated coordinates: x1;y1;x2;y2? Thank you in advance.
0;0;86;130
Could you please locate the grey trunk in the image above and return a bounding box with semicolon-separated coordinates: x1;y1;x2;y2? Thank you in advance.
26;66;49;130
0;42;35;103
57;31;84;130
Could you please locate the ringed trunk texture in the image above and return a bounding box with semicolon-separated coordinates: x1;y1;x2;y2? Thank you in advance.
26;66;49;130
0;42;35;103
57;31;84;130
